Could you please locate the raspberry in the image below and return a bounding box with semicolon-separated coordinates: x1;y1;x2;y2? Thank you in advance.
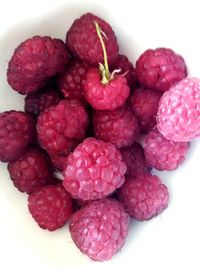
120;142;150;178
84;68;130;110
8;148;55;193
25;87;60;116
118;174;169;220
0;111;35;162
111;54;137;87
7;36;69;95
66;13;118;65
69;198;130;261
37;99;89;155
144;128;189;171
136;48;187;92
28;184;73;231
63;138;126;200
58;59;90;102
130;88;162;133
157;78;200;142
51;154;68;171
93;105;139;148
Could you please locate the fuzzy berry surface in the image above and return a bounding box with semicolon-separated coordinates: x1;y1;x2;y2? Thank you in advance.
144;128;189;171
37;99;89;156
69;198;130;261
0;111;35;162
118;174;169;220
66;13;119;66
58;59;90;102
84;68;130;110
157;78;200;142
28;184;73;231
63;138;126;200
131;88;162;133
136;48;187;92
93;105;139;148
7;36;69;95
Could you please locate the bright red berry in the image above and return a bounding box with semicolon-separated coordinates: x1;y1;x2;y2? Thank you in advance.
28;184;73;231
136;48;187;92
63;138;126;200
69;198;130;261
7;36;69;95
0;111;35;162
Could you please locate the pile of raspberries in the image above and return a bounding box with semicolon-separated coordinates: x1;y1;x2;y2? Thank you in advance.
1;12;200;262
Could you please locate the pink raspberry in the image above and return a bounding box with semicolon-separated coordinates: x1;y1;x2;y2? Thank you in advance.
84;68;130;110
130;88;162;133
37;99;89;156
0;111;35;162
25;88;60;116
51;154;68;171
63;138;126;200
144;128;189;171
136;48;187;92
8;148;55;193
66;13;119;65
69;198;130;261
28;184;73;231
120;142;150;178
93;105;139;148
111;54;137;87
118;174;169;220
7;36;69;95
157;78;200;142
58;59;90;102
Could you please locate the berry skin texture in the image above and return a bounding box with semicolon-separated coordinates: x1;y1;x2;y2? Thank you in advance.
0;111;35;162
51;154;68;171
118;174;169;220
131;88;162;133
37;99;89;156
120;142;150;178
8;148;55;193
25;88;60;116
144;128;189;171
69;198;130;261
66;13;119;66
136;48;187;92
7;36;69;95
93;105;139;148
28;184;73;231
58;59;90;102
84;68;130;110
157;78;200;142
63;138;127;200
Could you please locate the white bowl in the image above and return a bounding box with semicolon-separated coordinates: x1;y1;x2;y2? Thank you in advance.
0;1;200;267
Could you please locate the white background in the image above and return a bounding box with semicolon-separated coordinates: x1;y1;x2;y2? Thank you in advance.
0;1;200;266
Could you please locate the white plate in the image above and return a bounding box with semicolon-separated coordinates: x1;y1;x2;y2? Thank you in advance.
0;1;200;266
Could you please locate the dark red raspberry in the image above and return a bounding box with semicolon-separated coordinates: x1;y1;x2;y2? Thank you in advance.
93;105;139;148
111;54;137;87
7;36;69;95
51;154;68;171
118;174;169;220
157;78;200;142
131;88;162;133
84;68;130;110
69;198;130;261
136;48;187;92
144;128;189;171
8;148;55;193
66;13;118;65
63;138;126;200
28;184;73;231
25;88;60;116
0;111;35;162
37;99;89;156
120;142;150;178
58;59;90;102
